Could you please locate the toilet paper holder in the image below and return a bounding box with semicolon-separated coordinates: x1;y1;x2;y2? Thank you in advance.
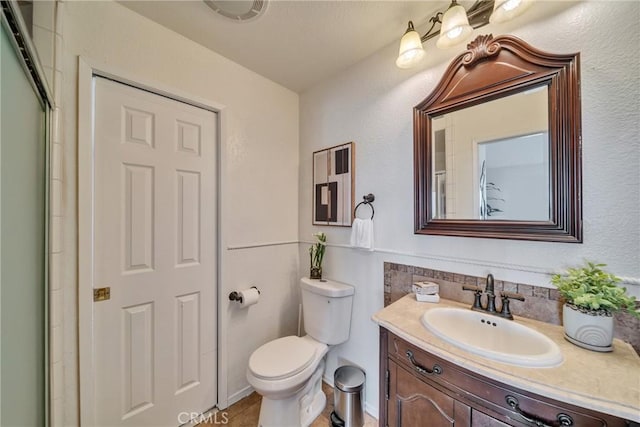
229;286;260;303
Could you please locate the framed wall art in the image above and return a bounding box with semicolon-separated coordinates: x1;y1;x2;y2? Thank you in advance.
312;142;355;226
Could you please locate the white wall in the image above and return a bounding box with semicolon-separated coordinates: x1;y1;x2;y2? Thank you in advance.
299;1;640;417
59;1;299;423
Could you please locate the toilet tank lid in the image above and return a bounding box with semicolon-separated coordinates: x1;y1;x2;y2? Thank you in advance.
301;277;354;297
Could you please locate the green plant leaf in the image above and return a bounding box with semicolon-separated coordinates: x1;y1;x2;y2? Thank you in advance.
551;261;639;318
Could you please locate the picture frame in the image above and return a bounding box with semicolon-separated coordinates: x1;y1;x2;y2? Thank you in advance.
312;142;355;226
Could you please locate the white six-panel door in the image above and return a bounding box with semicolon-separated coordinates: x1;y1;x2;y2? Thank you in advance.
92;77;217;426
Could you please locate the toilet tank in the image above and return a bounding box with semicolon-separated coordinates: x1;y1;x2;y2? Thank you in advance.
301;277;354;345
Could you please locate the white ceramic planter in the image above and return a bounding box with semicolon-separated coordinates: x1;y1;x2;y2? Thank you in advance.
562;304;614;352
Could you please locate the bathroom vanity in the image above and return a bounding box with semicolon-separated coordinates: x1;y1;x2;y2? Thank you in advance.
373;296;640;427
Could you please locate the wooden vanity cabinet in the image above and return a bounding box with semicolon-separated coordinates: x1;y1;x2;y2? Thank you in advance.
379;328;632;427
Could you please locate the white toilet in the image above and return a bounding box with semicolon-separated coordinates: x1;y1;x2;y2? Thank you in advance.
247;277;355;427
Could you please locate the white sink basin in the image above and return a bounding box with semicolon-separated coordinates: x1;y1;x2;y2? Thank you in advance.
421;307;563;368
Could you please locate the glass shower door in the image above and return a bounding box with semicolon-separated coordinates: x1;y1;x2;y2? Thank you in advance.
1;20;48;426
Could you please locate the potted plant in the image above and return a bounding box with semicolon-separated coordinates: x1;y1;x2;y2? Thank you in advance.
309;232;326;279
551;262;640;352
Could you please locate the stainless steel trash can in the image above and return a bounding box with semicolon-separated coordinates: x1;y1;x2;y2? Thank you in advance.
333;366;365;427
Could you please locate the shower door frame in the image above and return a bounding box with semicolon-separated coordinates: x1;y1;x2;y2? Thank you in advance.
0;0;53;425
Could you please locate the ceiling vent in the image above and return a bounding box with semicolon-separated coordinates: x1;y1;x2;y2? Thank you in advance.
203;0;267;23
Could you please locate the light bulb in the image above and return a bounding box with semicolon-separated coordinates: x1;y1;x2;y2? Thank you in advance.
446;27;463;40
502;0;522;11
490;0;532;23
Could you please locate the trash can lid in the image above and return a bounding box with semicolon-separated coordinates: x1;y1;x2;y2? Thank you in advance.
334;366;365;392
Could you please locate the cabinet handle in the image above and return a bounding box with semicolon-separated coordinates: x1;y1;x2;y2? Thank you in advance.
405;350;442;375
505;395;574;427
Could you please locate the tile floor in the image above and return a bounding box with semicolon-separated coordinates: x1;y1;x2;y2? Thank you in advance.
201;382;377;427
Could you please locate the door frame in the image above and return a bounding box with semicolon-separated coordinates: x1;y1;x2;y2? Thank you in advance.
77;58;227;425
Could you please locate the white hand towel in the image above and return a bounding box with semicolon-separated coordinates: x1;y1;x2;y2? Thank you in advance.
350;218;374;251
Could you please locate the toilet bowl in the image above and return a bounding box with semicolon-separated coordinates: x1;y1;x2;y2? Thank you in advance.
246;278;355;427
247;335;328;426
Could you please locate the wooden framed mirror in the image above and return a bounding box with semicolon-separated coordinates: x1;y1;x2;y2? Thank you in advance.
414;34;582;242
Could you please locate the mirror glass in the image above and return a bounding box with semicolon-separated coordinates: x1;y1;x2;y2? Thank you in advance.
431;86;549;221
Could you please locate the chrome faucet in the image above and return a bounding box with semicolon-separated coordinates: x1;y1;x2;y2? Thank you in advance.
463;273;525;320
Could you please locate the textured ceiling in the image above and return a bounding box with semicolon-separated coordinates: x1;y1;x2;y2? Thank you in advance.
119;0;453;92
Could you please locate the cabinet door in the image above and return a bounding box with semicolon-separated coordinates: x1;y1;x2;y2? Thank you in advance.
389;360;470;427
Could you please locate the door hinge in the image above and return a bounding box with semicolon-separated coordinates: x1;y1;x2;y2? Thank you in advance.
93;287;111;302
385;369;390;400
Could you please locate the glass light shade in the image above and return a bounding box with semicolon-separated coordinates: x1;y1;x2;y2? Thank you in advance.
396;24;425;69
436;4;473;48
490;0;533;24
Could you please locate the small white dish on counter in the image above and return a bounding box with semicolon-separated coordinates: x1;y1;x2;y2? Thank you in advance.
415;293;440;303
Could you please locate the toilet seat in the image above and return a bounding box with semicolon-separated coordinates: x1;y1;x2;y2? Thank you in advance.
249;336;317;380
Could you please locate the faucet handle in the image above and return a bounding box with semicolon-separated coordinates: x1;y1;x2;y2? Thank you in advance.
462;285;483;310
462;285;482;293
501;291;525;301
499;291;525;319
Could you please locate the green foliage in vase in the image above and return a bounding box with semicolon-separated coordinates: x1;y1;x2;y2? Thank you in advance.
309;232;327;270
551;262;640;318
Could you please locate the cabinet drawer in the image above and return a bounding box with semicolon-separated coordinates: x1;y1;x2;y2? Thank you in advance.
462;373;618;427
386;331;628;427
387;332;452;383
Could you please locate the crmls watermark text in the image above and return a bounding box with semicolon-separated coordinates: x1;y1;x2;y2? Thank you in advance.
177;411;229;425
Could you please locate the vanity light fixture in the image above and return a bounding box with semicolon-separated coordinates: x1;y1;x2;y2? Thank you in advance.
395;0;533;69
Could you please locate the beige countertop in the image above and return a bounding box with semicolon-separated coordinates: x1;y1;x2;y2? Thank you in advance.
372;295;640;422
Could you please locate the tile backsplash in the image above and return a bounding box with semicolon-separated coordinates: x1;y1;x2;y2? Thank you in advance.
383;262;640;354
